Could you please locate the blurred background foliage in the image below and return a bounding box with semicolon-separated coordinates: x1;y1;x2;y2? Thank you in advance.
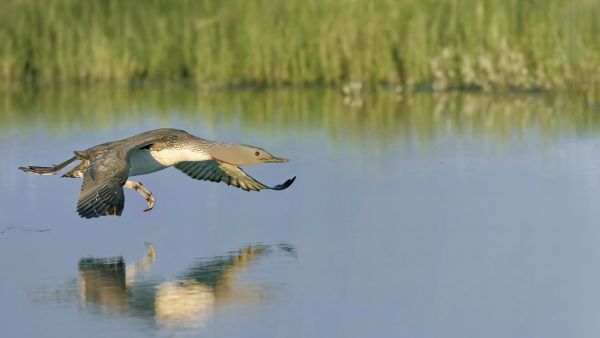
0;0;598;90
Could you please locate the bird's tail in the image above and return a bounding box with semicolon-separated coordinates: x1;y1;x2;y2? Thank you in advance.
19;156;77;176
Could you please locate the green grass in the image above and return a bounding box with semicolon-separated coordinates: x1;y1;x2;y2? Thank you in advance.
0;0;599;90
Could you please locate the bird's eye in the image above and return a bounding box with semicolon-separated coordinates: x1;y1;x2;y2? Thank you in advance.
255;151;260;156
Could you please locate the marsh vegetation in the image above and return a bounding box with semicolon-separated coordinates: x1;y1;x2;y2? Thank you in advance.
1;0;598;90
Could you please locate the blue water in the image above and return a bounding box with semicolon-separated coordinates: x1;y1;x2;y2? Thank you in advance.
2;90;600;337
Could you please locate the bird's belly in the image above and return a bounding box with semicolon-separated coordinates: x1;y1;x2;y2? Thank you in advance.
128;150;168;176
151;148;211;165
128;148;211;176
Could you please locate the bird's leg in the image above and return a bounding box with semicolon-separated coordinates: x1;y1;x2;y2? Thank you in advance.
124;180;156;212
19;156;78;176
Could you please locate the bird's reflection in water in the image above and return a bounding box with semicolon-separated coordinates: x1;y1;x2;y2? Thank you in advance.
77;244;288;328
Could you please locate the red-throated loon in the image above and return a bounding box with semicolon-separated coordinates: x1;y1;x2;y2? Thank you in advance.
20;128;295;218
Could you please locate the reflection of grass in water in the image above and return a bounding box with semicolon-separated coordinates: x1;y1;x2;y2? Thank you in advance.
1;87;598;146
0;0;599;89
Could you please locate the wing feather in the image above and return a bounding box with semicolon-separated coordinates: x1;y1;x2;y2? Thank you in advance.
76;151;129;218
175;160;295;191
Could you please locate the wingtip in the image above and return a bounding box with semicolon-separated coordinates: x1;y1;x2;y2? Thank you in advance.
78;212;123;219
272;176;296;190
77;204;124;219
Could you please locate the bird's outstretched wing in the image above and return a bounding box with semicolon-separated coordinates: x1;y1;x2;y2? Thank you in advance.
76;151;130;218
175;160;295;191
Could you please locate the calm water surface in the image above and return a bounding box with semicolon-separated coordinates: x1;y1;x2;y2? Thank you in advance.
1;88;600;337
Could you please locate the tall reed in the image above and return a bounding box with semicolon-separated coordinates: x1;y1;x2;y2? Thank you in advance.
0;0;598;90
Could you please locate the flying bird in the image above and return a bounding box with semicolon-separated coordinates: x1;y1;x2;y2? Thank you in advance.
19;128;295;218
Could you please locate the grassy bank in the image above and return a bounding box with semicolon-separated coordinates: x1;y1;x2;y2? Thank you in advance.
0;0;599;90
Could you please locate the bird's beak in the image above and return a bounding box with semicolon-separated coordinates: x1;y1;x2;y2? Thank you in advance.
265;156;289;163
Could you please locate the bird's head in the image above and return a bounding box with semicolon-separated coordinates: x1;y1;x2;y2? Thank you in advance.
209;144;289;166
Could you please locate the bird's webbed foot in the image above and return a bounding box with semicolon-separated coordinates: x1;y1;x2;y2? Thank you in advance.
124;180;156;212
